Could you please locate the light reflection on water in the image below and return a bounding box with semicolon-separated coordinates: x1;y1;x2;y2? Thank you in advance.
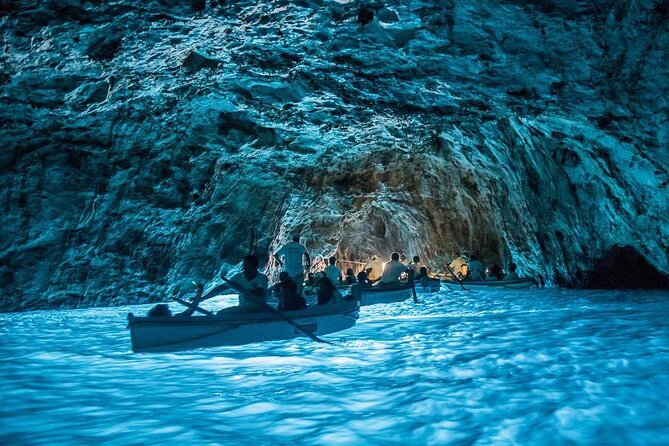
1;289;668;445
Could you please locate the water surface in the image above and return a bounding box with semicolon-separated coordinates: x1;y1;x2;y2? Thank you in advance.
2;289;668;445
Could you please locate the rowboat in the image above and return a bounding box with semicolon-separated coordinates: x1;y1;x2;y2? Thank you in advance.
440;278;535;291
358;283;414;305
127;298;360;353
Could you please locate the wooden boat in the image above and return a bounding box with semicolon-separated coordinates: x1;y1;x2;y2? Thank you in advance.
358;283;414;306
127;299;360;353
440;277;535;291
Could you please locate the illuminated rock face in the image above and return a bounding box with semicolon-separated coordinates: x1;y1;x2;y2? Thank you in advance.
1;1;668;309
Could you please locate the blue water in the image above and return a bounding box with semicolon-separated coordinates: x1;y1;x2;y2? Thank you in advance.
1;289;669;445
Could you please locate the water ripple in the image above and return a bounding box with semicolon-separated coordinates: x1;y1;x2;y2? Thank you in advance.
1;289;669;445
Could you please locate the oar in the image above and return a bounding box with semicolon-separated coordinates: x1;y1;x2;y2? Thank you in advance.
172;296;214;316
222;276;332;345
445;264;468;292
408;269;418;304
172;282;215;316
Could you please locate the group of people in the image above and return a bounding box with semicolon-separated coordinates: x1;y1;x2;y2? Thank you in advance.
162;236;522;318
448;253;519;282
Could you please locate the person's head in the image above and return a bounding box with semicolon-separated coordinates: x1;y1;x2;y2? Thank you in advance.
279;271;290;282
329;256;336;265
366;267;373;275
470;254;478;261
281;279;297;297
318;276;335;291
400;254;407;262
292;235;300;243
391;252;400;261
357;271;368;282
413;255;420;263
509;262;517;272
346;268;354;276
419;266;428;277
460;264;468;274
243;255;259;273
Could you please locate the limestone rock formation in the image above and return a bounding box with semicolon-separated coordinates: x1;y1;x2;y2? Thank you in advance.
1;0;668;310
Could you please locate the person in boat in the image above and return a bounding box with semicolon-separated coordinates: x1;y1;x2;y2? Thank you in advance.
324;256;343;285
274;235;311;296
467;254;486;281
456;263;469;281
350;271;372;300
449;252;468;276
216;254;269;314
303;272;318;296
344;268;357;285
148;303;172;317
276;273;307;311
379;252;408;287
364;255;384;281
273;271;291;298
504;262;519;281
316;277;341;305
400;254;409;266
488;263;504;281
417;266;432;288
409;255;425;276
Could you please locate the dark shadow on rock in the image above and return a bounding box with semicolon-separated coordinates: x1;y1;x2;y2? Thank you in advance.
182;50;222;73
584;245;669;289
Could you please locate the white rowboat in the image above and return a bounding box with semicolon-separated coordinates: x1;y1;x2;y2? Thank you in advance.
440;278;535;291
128;299;360;353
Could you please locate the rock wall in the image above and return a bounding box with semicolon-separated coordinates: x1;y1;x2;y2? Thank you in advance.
1;0;668;310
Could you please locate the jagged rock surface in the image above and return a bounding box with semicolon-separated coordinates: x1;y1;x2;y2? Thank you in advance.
1;0;668;310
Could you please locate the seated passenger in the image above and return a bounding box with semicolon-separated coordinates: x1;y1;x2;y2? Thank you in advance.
504;262;519;281
409;255;424;276
148;304;172;317
317;277;341;305
273;271;291;297
364;256;384;281
324;256;343;285
400;254;409;266
350;271;372;300
216;255;268;314
449;252;468;277
456;263;469;281
488;263;504;281
344;268;357;285
467;255;486;281
379;252;408;287
277;275;307;311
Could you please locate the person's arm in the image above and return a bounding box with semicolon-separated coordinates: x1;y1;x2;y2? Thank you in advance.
304;252;311;270
201;282;230;301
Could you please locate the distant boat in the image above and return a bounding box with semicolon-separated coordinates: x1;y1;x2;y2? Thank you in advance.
440;278;535;291
127;299;360;353
358;283;415;306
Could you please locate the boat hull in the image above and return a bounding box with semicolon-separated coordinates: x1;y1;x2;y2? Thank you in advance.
128;300;360;353
360;285;414;305
440;278;535;291
412;278;441;294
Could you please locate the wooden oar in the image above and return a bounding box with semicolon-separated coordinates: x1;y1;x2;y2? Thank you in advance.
172;282;215;316
222;276;332;345
172;296;214;316
445;264;469;292
408;269;418;304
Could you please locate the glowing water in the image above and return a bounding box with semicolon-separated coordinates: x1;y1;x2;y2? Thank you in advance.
1;289;668;445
